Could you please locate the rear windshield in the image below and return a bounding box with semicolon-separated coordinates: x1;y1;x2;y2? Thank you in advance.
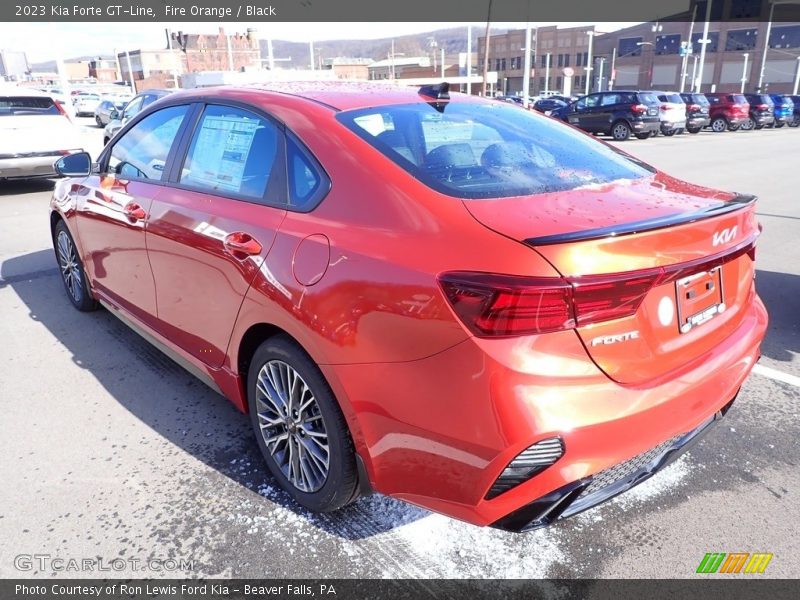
693;94;710;105
637;92;659;105
731;95;748;104
660;93;684;103
337;101;653;200
0;96;60;116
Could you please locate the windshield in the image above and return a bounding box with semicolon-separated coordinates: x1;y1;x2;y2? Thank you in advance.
337;101;653;200
0;96;60;116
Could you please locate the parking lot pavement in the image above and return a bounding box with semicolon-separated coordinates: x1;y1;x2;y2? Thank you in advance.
1;128;798;579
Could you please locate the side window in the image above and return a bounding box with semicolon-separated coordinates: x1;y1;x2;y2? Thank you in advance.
107;105;188;181
141;94;157;109
179;104;280;201
122;96;143;120
601;93;619;106
287;133;329;211
575;97;586;110
585;95;601;108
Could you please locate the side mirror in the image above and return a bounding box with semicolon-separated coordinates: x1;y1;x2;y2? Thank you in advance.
55;152;92;177
109;108;120;120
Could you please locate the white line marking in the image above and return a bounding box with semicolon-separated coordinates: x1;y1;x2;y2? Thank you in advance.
752;364;800;388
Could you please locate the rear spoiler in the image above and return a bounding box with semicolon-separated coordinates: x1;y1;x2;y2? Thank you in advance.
525;193;756;247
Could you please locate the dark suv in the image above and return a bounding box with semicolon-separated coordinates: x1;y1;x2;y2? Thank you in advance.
704;93;750;132
679;93;711;133
741;94;775;130
770;94;794;127
790;95;800;127
560;90;661;140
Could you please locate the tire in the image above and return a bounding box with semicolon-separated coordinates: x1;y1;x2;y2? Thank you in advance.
53;220;97;312
634;132;651;139
662;129;676;136
687;126;701;134
247;335;359;513
765;122;775;129
754;123;765;130
711;117;727;132
103;137;110;146
775;122;785;128
95;116;103;127
728;123;740;131
611;120;631;141
789;115;800;127
741;118;754;131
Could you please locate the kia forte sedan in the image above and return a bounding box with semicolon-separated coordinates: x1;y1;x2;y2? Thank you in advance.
50;82;767;531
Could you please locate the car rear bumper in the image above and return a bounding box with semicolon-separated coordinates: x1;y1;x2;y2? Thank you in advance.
326;292;767;528
632;120;660;133
660;120;687;131
687;115;710;128
753;114;775;126
0;154;65;179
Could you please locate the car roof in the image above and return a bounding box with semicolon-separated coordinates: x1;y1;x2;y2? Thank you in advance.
0;85;51;98
165;81;479;112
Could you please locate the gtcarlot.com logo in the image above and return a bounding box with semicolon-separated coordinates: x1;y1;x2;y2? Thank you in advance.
14;554;194;573
696;552;773;574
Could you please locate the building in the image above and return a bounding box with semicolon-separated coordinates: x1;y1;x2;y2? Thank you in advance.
478;25;596;96
322;57;373;80
592;15;800;94
0;49;30;81
119;27;262;92
368;55;461;81
88;58;119;83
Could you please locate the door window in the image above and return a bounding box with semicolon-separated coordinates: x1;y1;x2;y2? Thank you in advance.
107;105;189;181
584;95;601;108
178;104;280;201
121;96;143;120
600;93;620;106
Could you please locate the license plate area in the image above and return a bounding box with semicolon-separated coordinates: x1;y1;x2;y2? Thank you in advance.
675;267;725;334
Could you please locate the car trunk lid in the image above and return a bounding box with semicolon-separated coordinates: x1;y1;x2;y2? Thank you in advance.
462;173;760;384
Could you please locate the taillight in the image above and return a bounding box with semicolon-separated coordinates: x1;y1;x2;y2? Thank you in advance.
438;238;757;338
631;104;648;114
688;103;700;112
54;100;72;123
438;273;574;336
756;103;768;110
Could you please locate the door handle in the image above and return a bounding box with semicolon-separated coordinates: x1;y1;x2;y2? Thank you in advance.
123;202;146;221
224;232;262;259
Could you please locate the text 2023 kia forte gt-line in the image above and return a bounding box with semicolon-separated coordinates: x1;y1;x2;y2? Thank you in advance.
49;82;767;531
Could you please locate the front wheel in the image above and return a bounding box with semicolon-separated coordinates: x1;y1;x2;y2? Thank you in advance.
247;336;359;513
53;220;97;312
611;121;631;141
711;117;727;132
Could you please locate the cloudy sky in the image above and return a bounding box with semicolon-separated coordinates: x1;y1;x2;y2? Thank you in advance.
1;22;637;63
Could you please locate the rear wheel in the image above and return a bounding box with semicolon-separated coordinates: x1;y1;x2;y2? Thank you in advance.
53;220;97;312
662;129;676;136
754;123;765;130
790;115;800;127
741;118;754;131
611;121;631;141
711;117;727;132
247;336;359;512
687;126;701;134
634;132;651;139
728;123;740;131
95;116;103;127
775;122;785;128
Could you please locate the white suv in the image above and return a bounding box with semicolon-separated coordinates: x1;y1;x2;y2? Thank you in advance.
655;92;687;136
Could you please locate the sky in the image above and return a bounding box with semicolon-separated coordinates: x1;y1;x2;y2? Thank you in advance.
0;22;638;63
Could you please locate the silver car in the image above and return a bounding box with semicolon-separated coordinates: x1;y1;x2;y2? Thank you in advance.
103;88;174;145
93;98;127;127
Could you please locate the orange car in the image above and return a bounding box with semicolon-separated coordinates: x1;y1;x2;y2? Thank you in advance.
50;82;767;531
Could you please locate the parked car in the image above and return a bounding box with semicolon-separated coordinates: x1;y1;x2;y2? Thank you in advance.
741;94;775;130
48;82;768;531
560;90;661;140
103;88;174;145
679;92;711;133
0;86;85;180
73;92;102;117
704;93;750;132
94;98;127;127
769;94;794;128
532;97;568;115
789;95;800;127
654;92;687;135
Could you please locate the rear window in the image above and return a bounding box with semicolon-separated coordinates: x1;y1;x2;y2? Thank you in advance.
661;93;684;103
637;93;659;105
693;94;710;106
731;95;748;104
337;101;653;200
0;96;60;116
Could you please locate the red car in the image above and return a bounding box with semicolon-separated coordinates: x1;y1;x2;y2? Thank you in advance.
705;92;750;132
50;82;767;531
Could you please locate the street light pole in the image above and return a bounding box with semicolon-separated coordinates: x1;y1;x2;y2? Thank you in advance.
695;0;713;93
522;22;532;108
545;53;551;93
609;47;616;90
596;57;605;92
757;1;776;92
794;56;800;94
679;4;697;93
584;31;594;96
740;52;749;93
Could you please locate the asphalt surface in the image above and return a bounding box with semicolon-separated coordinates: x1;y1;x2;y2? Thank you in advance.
0;119;798;579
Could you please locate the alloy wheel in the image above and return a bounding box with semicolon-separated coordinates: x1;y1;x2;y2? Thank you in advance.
255;360;330;493
711;118;726;132
741;118;754;130
57;230;82;303
612;123;630;141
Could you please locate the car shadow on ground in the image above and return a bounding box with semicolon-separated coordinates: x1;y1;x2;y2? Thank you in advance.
1;249;427;540
0;178;54;196
754;269;800;363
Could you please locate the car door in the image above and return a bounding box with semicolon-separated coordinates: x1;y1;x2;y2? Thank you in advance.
145;103;288;368
594;92;621;132
566;96;588;127
74;104;191;325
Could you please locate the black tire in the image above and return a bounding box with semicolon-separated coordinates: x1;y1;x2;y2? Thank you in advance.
711;117;727;132
634;132;651;139
754;123;765;130
53;220;97;312
247;335;359;513
775;122;785;128
765;122;775;129
610;120;631;141
662;129;676;136
95;116;103;127
687;126;701;134
728;123;740;131
103;137;110;146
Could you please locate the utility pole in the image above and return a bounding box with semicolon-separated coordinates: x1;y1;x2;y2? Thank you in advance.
757;1;776;92
609;47;617;90
741;52;749;93
584;31;594;96
466;25;472;95
482;0;494;96
794;56;800;94
545;53;551;93
695;0;713;93
125;50;135;94
522;22;532;108
226;34;234;71
679;5;697;93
